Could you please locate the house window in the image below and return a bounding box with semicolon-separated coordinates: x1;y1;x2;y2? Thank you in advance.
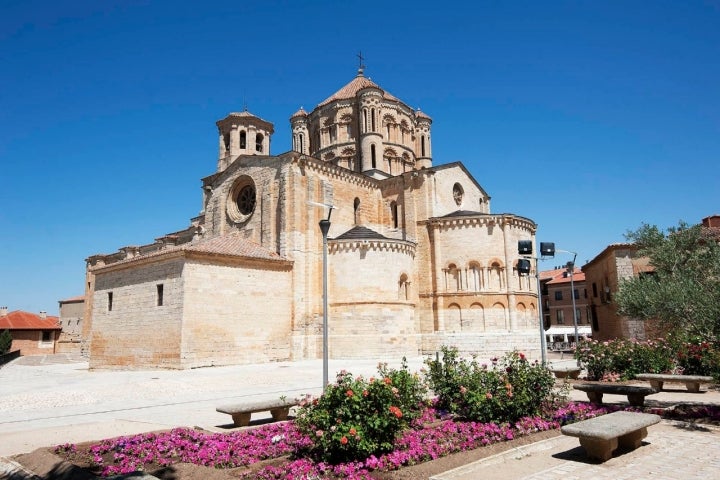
557;310;564;324
157;284;164;307
574;289;580;300
554;291;563;301
108;292;113;312
41;331;52;343
576;308;582;322
592;282;598;297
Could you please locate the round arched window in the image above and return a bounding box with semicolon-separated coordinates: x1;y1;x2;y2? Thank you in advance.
227;176;257;224
453;183;464;206
237;185;256;215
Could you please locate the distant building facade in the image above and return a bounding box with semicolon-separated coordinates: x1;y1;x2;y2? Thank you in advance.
540;267;591;349
57;296;85;354
84;68;542;369
0;307;61;355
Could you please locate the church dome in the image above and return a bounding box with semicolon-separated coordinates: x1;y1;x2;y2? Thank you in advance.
316;68;400;108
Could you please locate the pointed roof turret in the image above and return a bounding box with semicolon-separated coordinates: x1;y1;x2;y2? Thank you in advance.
290;107;308;120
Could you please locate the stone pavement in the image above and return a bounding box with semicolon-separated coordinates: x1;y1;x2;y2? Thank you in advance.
1;354;719;479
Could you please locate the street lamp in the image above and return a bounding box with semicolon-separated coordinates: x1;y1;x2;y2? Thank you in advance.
557;250;579;354
309;201;334;388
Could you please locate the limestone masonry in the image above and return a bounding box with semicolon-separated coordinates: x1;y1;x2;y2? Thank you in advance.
84;68;540;369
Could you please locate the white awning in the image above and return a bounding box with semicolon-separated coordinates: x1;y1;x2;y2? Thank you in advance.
545;326;592;336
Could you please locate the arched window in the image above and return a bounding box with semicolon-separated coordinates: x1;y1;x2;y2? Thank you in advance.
223;133;230;151
239;131;247;149
354;198;360;225
299;133;304;153
371;144;376;169
391;201;398;228
399;274;409;300
446;263;461;291
421;135;426;157
371;108;376;131
256;133;264;152
362;109;368;133
386;124;391;139
469;262;482;291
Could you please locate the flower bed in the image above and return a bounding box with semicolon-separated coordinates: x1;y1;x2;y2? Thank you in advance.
54;402;608;479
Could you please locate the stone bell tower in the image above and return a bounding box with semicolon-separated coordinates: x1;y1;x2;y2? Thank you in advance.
216;110;274;172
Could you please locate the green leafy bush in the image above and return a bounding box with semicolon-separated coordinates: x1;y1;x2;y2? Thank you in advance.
574;337;719;380
424;347;555;424
294;359;427;464
0;329;12;355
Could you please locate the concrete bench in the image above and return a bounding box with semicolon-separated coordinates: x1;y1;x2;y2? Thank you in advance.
573;383;657;407
550;366;581;379
635;373;714;393
561;411;661;462
216;397;298;427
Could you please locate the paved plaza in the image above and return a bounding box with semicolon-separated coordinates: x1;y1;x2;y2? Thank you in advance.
1;354;719;479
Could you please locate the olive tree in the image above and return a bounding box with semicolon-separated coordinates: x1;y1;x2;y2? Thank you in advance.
614;221;720;343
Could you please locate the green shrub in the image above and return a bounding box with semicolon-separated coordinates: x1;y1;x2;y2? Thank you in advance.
424;347;555;424
0;329;12;355
294;359;426;464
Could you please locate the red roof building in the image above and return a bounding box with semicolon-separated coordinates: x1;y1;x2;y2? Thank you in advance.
0;308;61;356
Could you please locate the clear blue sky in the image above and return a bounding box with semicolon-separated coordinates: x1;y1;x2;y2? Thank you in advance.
2;1;719;314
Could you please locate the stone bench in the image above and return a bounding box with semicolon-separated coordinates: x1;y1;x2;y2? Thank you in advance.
216;397;298;427
550;366;581;379
573;383;657;407
561;411;661;462
635;373;714;393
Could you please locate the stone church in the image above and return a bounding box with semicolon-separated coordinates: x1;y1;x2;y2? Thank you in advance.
83;68;540;369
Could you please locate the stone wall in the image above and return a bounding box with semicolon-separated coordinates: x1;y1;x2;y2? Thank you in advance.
89;257;185;369
179;259;293;368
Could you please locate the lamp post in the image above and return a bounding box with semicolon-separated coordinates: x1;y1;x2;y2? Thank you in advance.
557;250;579;354
309;201;334;388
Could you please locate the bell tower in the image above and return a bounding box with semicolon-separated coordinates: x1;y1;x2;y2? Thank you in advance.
216;110;274;172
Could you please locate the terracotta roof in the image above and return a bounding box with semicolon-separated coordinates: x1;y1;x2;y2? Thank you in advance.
317;70;399;108
93;233;288;270
0;311;61;330
546;270;585;285
290;107;308;119
415;109;432;120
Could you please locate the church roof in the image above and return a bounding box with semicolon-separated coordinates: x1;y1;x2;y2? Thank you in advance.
333;225;388;240
0;311;61;330
290;107;308;119
440;210;484;218
93;232;289;271
317;69;400;108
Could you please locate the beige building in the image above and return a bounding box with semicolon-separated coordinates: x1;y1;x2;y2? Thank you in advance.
84;68;541;369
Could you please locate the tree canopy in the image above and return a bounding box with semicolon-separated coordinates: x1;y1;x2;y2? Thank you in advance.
615;221;720;343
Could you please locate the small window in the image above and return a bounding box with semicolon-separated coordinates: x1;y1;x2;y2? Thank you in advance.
576;308;582;322
353;198;360;225
240;131;247;149
157;284;164;307
592;282;598;297
391;201;398;228
256;133;264;152
554;291;563;301
453;183;464;206
557;310;564;324
41;331;52;342
574;289;580;300
108;292;113;312
371;144;376;169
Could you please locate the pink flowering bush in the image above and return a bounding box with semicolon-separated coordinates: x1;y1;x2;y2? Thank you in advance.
294;359;427;464
424;347;555;423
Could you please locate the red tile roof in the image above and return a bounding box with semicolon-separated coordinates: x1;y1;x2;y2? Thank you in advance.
317;71;400;108
0;311;61;330
546;270;585;285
